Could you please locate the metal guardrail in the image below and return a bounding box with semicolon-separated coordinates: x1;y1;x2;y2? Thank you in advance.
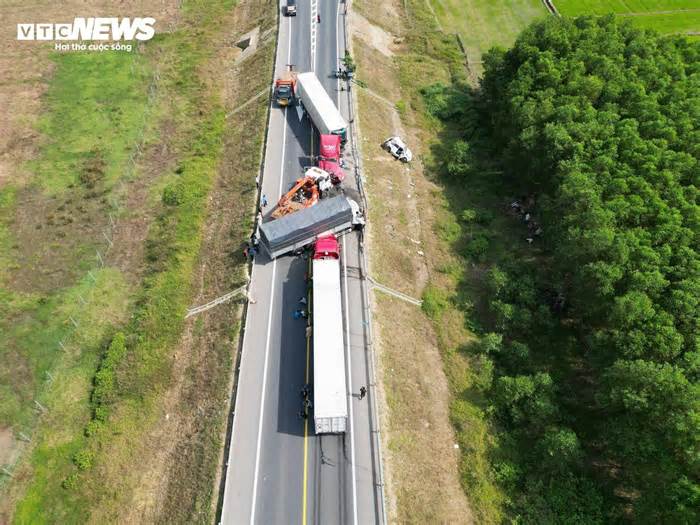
185;284;249;318
367;277;423;307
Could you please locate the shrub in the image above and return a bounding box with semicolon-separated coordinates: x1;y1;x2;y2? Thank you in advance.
73;449;94;471
62;472;79;490
460;208;477;223
162;183;184;206
464;234;489;262
486;266;508;295
478;332;503;354
445;140;472;178
422;284;450;320
84;419;104;438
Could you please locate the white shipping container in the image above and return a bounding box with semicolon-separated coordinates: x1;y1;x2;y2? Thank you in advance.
312;258;348;434
297;72;348;141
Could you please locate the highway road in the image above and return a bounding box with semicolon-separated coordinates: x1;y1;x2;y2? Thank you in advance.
220;1;384;524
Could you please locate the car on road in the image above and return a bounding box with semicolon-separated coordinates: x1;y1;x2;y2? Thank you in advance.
284;0;297;16
381;136;413;162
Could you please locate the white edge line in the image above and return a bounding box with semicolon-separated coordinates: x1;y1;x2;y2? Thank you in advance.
249;7;292;524
343;239;359;525
311;1;317;72
248;260;277;525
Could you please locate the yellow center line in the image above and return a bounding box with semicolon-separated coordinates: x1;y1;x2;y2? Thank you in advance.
302;413;309;524
302;259;313;524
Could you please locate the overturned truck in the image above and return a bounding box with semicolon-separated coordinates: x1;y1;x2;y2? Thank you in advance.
258;195;364;259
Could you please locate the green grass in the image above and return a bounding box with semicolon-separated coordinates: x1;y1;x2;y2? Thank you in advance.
10;270;128;523
2;1;246;521
619;10;700;33
31;51;151;194
0;270;129;431
556;0;700;15
557;0;700;34
429;0;546;61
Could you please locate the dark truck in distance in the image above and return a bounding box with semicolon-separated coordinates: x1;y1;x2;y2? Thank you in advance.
258;195;364;259
284;0;297;16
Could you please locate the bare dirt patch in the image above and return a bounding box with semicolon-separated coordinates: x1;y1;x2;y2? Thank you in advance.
9;186;110;294
0;427;19;467
352;0;404;35
349;10;397;57
352;39;402;107
107;118;178;283
376;296;472;524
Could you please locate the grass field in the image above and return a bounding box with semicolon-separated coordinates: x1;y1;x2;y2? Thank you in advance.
556;0;700;35
0;49;149;433
0;0;275;522
429;0;546;69
0;47;151;517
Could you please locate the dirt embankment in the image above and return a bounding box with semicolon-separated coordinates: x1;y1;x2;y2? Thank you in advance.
349;0;473;523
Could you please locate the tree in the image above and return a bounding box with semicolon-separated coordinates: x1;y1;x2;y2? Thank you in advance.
492;372;558;430
474;13;700;521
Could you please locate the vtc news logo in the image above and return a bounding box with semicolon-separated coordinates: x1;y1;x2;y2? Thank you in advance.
17;18;156;41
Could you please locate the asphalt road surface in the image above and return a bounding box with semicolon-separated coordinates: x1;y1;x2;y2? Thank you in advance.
220;1;383;524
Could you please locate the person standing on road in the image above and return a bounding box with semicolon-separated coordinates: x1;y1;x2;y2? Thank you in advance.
359;386;367;400
261;194;268;207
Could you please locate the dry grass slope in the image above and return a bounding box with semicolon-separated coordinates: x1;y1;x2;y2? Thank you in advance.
351;0;473;522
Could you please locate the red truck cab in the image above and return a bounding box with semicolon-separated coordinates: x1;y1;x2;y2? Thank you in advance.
318;134;345;184
314;234;340;260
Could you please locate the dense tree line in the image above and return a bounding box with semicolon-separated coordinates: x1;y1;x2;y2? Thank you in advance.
435;15;699;522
